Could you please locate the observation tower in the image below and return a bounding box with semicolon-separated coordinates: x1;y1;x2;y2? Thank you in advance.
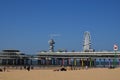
48;39;55;52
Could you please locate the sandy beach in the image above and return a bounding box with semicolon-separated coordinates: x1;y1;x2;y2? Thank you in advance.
0;68;120;80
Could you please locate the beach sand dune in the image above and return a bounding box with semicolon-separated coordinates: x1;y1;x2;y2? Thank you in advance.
0;68;120;80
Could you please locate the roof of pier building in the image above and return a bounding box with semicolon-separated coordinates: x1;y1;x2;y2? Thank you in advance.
0;49;24;55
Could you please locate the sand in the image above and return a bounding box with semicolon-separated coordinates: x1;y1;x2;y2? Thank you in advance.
0;68;120;80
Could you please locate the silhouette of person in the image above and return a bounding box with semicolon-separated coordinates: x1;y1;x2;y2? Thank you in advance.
27;66;30;71
3;67;6;72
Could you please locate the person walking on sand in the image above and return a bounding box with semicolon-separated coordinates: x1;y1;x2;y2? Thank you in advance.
85;66;88;70
27;66;30;71
3;66;6;72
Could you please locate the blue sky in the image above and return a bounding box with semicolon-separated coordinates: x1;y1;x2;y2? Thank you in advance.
0;0;120;54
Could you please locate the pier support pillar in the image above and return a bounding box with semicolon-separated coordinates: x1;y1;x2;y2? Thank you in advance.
62;58;64;66
55;58;58;65
81;59;84;67
119;59;120;66
86;58;89;67
52;58;55;65
30;59;32;65
6;59;9;65
13;59;15;65
90;58;92;67
79;59;81;67
109;59;111;67
68;58;71;66
94;59;96;67
41;58;44;65
74;58;76;66
104;59;106;67
46;58;49;65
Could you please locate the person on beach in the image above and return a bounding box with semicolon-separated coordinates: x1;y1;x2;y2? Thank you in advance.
85;66;88;70
3;66;6;72
27;66;30;71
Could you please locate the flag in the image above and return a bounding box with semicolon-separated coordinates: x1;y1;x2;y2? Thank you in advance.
114;44;118;51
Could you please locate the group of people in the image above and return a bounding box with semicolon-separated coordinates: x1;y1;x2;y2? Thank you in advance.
24;65;31;71
0;66;7;72
0;65;32;72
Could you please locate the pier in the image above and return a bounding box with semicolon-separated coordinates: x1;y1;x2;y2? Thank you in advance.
0;50;120;68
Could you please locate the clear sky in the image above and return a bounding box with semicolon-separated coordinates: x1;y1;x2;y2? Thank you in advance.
0;0;120;54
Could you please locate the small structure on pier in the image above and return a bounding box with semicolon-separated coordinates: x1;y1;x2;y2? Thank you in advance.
0;50;29;65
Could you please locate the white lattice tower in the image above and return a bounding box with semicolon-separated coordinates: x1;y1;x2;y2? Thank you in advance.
48;39;55;52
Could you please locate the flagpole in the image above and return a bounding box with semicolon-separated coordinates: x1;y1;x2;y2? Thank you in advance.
113;50;117;67
113;44;118;68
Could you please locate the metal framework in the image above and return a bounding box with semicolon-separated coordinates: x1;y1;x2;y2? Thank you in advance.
48;39;55;52
83;31;93;52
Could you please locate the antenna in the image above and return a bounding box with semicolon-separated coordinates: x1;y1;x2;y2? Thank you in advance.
49;34;60;39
